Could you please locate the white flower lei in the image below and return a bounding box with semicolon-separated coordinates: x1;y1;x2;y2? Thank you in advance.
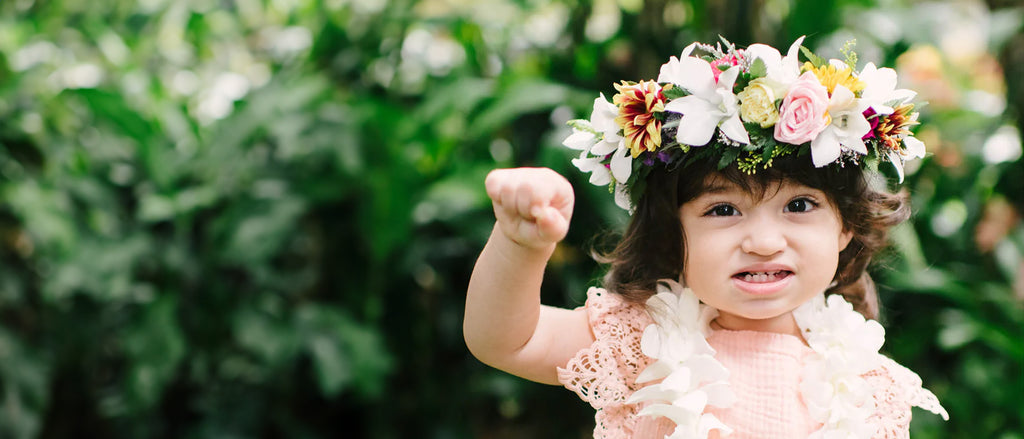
628;280;895;439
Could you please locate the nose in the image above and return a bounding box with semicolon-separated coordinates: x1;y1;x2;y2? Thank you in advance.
740;214;787;256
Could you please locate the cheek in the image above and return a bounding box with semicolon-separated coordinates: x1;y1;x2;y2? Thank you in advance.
681;235;719;283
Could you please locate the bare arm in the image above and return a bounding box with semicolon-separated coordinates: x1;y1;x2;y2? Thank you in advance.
464;168;595;385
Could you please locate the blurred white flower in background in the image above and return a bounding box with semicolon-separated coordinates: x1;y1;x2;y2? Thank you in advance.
982;125;1023;165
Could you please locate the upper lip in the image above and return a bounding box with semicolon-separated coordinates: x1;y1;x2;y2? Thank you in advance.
732;263;795;276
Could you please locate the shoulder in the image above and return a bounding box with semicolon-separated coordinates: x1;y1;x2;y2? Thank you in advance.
581;287;652;338
557;287;654;408
864;355;949;438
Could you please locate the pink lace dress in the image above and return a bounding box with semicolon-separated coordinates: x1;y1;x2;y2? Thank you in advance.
557;288;947;439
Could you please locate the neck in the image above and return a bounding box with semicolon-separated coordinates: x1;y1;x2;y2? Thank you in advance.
712;311;803;338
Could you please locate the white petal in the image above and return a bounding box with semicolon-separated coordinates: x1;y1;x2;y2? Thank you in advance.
662;56;716;96
590;94;619;133
839;112;871;151
589;168;611;186
638;403;697;427
680;41;698;57
860;63;896;99
639;324;663;358
830;85;856;109
861;320;886;352
661;367;694;390
858;62;880;78
698;413;734;438
636;360;674;383
562;130;597;150
570;153;597;170
745;43;783;75
609;143;632;183
571;152;609;181
870;103;895;115
613;182;632;211
891;89;917;104
828;58;848;69
716;65;741;90
719;114;750;144
590;138;619;156
686;355;730;382
778;35;806;85
674;390;709;413
628;385;681;404
811;128;842;167
841;135;868;155
888;150;906;183
666;98;718;146
902;135;926;159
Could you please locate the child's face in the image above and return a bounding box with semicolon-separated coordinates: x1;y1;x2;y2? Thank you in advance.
679;177;853;335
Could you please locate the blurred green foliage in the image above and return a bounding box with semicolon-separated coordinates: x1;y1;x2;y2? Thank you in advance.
0;0;1020;438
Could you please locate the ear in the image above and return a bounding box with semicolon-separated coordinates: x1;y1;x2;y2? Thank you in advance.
838;228;854;252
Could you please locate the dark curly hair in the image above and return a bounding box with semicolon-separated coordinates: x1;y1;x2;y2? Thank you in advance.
599;153;909;320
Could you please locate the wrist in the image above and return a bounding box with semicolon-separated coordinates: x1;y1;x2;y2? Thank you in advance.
490;224;557;261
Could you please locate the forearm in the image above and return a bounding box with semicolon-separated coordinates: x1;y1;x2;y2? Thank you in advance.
465;167;592;384
464;224;553;373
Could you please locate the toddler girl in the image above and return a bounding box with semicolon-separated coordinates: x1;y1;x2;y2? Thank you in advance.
464;37;948;438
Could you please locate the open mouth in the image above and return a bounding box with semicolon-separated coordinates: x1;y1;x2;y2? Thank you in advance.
733;270;794;283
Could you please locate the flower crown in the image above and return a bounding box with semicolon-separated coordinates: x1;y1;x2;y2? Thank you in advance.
563;37;926;211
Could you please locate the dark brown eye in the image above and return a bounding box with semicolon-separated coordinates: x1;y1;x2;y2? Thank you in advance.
785;198;818;213
706;204;737;216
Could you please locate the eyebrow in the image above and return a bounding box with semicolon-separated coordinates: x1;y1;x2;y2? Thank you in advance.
699;183;738;194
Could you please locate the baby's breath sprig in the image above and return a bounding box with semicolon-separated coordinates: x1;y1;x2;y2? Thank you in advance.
840;39;858;69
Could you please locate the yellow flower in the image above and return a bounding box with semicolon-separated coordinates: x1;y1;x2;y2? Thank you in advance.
737;78;779;128
613;80;666;157
803;62;865;95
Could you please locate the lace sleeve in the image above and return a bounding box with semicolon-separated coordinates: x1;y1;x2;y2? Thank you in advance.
865;357;949;439
556;288;655;438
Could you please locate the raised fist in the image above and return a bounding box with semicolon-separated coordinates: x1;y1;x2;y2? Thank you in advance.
485;167;575;249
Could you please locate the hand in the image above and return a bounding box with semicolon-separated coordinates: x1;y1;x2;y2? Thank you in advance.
485;167;574;249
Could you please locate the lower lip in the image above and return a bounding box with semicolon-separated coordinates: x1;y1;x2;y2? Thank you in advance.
732;272;794;295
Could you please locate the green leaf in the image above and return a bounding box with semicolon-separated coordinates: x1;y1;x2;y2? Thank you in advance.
662;84;687;100
800;46;826;68
717;147;742;169
748;58;768;77
123;295;186;411
296;306;393;398
469;79;571;138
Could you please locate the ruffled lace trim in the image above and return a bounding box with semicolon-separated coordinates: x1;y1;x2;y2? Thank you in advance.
557;288;654;436
866;357;950;439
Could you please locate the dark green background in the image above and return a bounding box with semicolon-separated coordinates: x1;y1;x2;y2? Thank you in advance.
0;0;1021;437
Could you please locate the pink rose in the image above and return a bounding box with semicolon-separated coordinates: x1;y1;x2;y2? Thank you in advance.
774;72;829;144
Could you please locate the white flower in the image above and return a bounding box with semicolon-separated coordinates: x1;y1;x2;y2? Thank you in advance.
887;135;926;183
744;35;806;91
810;85;871;167
858;62;916;115
658;55;749;146
565;95;633;186
794;294;885;439
628;281;734;439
